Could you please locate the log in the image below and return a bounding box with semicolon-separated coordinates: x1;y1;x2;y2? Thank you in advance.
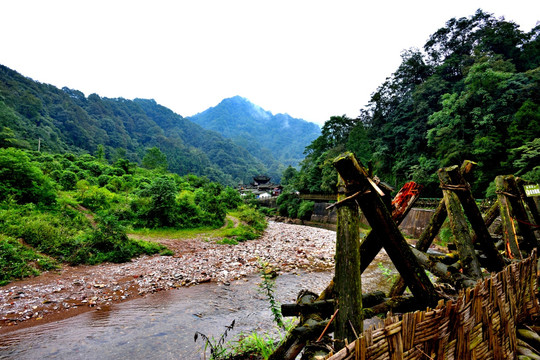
363;295;419;319
390;160;476;297
281;291;386;317
496;175;524;258
439;166;483;280
359;181;421;274
333;175;363;346
334;152;438;307
504;176;538;250
444;166;505;271
483;200;500;228
410;247;477;289
269;291;326;360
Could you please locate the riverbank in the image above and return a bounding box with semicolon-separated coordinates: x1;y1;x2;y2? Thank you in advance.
0;221;339;333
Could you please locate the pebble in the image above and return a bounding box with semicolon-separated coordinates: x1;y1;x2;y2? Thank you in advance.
0;221;336;325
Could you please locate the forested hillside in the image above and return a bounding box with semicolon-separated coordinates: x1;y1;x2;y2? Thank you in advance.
189;96;321;180
0;66;266;186
291;10;539;197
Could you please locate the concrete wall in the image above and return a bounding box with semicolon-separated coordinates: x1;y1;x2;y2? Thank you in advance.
310;202;435;238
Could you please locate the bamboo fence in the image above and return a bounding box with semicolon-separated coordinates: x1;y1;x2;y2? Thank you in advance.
327;250;539;360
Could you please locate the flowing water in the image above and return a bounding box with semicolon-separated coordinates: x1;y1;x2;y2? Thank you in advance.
0;261;395;359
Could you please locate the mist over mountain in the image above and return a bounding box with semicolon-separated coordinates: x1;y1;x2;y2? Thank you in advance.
189;96;321;180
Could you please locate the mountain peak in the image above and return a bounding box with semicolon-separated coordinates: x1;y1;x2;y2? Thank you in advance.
189;97;321;170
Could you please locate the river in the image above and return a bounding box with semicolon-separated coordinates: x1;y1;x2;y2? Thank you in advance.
0;254;395;360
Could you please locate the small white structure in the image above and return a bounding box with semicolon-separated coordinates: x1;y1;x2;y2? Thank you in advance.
257;192;271;199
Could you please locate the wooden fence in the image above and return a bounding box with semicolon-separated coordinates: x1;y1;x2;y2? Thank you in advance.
328;250;539;360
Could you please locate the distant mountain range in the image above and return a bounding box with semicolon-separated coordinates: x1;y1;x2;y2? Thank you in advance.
0;65;320;185
189;96;320;178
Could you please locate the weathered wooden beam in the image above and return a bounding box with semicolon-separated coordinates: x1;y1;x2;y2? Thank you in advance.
333;175;363;347
444;166;506;272
496;175;524;259
501;175;537;251
334;152;439;307
439;166;483;280
269;291;325;360
390;160;476;297
359;181;421;273
281;291;386;317
483;200;500;229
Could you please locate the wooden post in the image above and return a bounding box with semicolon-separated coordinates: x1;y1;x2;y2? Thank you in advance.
333;176;363;347
438;166;483;280
334;152;438;307
390;161;476;296
496;175;524;258
443;166;506;272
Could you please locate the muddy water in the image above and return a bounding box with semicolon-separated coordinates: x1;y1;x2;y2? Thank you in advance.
0;260;395;360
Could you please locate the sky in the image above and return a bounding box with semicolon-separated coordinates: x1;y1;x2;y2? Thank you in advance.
1;1;539;126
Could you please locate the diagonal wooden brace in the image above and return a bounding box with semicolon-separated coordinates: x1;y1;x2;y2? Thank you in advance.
334;152;438;307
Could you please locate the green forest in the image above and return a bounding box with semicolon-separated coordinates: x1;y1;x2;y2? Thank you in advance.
288;10;539;197
0;147;266;285
0;67;268;186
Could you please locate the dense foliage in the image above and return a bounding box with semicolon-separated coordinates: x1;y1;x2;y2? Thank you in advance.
0;69;267;186
289;10;539;197
189;96;321;182
0;147;261;285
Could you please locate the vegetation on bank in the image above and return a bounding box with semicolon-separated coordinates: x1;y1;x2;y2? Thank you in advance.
286;10;540;198
0;147;267;285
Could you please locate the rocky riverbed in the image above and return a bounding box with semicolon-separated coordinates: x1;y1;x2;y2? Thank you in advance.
0;221;348;332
